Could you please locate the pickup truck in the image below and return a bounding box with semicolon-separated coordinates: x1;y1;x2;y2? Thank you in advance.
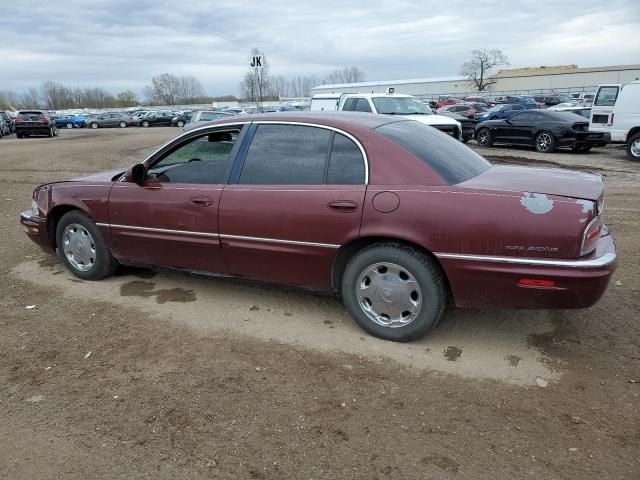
589;81;640;161
310;93;463;141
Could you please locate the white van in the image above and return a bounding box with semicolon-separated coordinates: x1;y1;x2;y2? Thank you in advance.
309;93;463;141
589;81;640;161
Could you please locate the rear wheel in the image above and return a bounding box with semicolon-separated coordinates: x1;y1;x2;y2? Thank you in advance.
56;211;116;280
90;122;98;129
66;122;73;129
476;128;492;147
142;120;150;128
535;131;555;153
119;121;127;128
626;133;640;162
341;244;446;342
177;120;185;127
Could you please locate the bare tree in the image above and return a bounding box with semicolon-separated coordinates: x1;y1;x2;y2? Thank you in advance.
149;73;181;105
177;76;204;103
41;81;76;109
20;87;42;109
115;90;139;107
0;90;21;110
242;48;270;103
324;66;365;85
460;49;509;91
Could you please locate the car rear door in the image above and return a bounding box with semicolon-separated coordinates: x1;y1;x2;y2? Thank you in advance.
107;125;245;272
590;84;621;131
218;122;367;290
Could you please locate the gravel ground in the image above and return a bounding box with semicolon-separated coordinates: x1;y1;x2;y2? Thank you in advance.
1;128;639;479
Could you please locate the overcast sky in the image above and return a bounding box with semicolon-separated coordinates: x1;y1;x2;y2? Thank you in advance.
1;0;639;96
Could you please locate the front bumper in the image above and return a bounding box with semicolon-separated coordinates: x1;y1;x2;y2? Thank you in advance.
439;233;617;309
20;211;52;251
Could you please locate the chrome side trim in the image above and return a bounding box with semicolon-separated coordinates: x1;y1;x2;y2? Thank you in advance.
96;223;218;238
434;252;617;269
219;233;340;249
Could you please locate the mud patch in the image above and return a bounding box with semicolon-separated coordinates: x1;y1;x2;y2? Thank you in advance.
444;346;462;362
505;354;521;367
120;280;196;304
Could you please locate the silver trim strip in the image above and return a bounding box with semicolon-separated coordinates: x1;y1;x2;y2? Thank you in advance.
96;223;218;238
219;233;340;249
434;252;617;269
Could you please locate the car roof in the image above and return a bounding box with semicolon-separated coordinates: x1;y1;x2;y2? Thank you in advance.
195;111;402;131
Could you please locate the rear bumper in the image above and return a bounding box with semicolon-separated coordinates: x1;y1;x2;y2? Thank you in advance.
15;126;51;135
438;233;617;309
20;211;52;251
558;131;610;148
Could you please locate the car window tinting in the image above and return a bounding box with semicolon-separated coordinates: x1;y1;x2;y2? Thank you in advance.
354;98;372;112
239;125;332;185
148;130;239;184
375;120;490;185
342;98;357;111
594;86;619;106
327;133;365;184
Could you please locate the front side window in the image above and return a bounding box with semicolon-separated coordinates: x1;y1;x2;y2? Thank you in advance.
372;97;432;115
342;98;357;111
147;129;240;184
239;125;332;184
354;98;373;113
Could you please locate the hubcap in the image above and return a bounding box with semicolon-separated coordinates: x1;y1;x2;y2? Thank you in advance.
631;139;640;157
356;262;422;328
478;130;489;145
537;133;552;151
62;224;96;272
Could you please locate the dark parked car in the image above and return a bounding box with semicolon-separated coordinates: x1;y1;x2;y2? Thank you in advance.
85;112;135;129
543;95;571;107
171;111;195;127
1;111;15;134
475;110;608;153
137;110;177;127
20;113;616;342
475;103;524;121
183;110;236;131
436;104;482;119
54;114;87;129
436;110;476;143
14;110;59;138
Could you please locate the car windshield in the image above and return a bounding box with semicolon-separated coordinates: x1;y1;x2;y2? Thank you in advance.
371;97;433;115
375;120;491;185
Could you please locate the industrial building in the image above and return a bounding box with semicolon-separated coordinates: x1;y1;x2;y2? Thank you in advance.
311;64;640;99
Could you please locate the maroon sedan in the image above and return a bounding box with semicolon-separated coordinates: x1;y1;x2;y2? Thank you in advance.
20;113;617;342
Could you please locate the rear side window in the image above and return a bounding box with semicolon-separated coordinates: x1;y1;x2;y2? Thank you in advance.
327;133;365;184
375;120;490;185
594;86;619;106
240;125;332;184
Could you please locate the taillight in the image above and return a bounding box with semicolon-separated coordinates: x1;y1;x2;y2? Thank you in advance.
37;118;49;124
14;118;22;123
580;214;602;256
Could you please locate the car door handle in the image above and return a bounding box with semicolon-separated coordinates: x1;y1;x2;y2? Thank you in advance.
190;196;214;207
327;200;358;213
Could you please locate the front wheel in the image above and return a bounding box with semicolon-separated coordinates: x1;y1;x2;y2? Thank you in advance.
119;121;127;128
66;122;73;129
90;122;98;129
142;121;150;128
535;131;556;153
56;211;117;280
177;120;184;127
341;244;446;342
476;128;492;147
626;132;640;162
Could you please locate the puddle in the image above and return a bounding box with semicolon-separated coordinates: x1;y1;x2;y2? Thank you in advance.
12;259;564;385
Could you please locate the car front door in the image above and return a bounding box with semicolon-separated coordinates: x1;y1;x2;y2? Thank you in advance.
501;112;533;145
219;122;367;289
106;125;245;272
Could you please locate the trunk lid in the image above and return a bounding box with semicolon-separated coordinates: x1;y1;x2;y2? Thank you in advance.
460;165;603;201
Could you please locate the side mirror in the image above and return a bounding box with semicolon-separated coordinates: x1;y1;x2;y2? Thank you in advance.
124;164;145;185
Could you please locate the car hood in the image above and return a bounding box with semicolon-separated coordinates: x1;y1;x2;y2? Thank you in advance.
460;165;603;201
71;169;124;183
400;114;461;126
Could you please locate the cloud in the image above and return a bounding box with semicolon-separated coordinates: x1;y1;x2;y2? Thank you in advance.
0;0;638;96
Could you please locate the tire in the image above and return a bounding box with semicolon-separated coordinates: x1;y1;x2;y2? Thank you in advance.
476;128;492;147
341;243;446;342
90;122;98;129
66;122;73;129
626;132;640;162
177;120;184;127
48;127;54;138
53;127;59;137
119;121;127;128
142;121;150;128
56;211;117;280
16;133;23;138
535;131;556;153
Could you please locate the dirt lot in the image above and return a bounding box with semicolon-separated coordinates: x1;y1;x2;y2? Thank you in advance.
1;128;639;479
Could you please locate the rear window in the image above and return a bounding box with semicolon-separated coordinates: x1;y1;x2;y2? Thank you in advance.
18;111;46;120
375;120;491;185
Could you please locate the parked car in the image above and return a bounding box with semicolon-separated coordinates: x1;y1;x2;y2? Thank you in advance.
171;111;195;127
589;81;640;161
1;111;16;134
14;110;59;138
547;104;592;119
85;112;135;129
475;110;608;153
137;110;177;127
54;114;87;129
464;96;491;105
435;111;476;143
0;117;9;137
20;113;617;342
512;96;538;109
475;103;525;121
183;110;236;131
543;95;571;107
436;104;482;119
435;96;463;109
